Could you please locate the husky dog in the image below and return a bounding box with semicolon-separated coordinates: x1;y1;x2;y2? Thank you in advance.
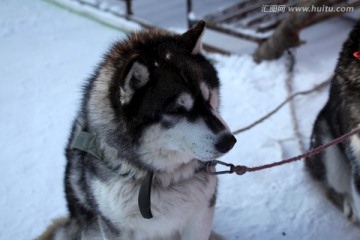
38;21;236;240
305;21;360;224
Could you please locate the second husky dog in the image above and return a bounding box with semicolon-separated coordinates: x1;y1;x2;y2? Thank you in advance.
305;21;360;224
40;21;236;239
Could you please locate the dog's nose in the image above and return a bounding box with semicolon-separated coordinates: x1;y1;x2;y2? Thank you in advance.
215;134;237;153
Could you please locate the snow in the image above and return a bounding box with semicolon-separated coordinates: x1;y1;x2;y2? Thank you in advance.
0;0;359;239
49;0;141;32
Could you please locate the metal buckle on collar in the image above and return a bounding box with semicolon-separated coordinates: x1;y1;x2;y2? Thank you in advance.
200;160;247;175
204;160;235;175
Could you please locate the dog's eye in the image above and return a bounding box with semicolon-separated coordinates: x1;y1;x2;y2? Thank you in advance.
165;106;186;116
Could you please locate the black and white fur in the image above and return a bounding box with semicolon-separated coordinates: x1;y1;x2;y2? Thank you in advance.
38;21;236;239
305;21;360;224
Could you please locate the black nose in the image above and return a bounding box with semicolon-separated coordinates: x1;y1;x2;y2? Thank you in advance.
215;134;237;153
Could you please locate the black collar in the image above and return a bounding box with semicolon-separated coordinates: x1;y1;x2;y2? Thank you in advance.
71;130;153;219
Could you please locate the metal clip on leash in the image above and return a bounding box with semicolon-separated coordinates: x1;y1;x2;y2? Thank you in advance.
205;160;248;175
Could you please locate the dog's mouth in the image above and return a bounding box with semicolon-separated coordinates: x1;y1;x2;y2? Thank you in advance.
194;152;224;161
183;134;237;161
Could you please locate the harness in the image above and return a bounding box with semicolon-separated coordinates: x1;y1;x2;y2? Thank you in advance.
71;130;196;220
71;131;154;219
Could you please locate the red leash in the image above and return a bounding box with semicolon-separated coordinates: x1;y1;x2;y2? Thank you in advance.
206;51;360;175
206;125;360;175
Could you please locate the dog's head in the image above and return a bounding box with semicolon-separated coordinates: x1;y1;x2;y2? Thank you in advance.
88;21;236;170
337;20;360;80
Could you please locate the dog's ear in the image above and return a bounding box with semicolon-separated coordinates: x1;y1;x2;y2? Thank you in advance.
120;55;150;105
181;20;205;55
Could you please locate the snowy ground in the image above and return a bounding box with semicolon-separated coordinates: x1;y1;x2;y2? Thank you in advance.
1;0;360;239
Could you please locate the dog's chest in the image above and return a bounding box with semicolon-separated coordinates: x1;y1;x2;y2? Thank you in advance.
91;171;217;238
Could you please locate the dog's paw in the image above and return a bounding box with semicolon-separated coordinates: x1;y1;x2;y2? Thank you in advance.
343;197;360;225
209;231;226;240
327;188;345;211
327;188;360;225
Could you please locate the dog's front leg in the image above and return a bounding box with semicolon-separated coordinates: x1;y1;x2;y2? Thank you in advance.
181;206;223;240
347;135;360;223
349;174;360;223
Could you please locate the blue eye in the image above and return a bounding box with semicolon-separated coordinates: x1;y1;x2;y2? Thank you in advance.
166;106;186;115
